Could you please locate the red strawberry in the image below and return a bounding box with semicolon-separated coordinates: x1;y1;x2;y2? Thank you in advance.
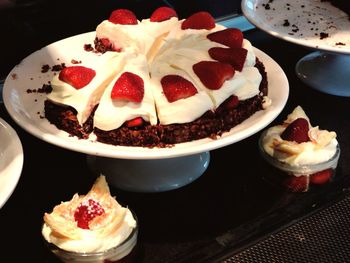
161;75;198;103
108;9;138;25
281;118;310;143
181;11;215;30
310;169;332;185
193;61;235;90
59;66;96;89
208;47;248;72
150;6;178;22
207;28;243;48
224;95;239;110
111;72;144;103
74;199;105;229
283;175;308;192
125;117;144;127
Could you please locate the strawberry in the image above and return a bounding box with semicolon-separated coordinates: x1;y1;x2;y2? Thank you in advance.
193;61;235;90
181;11;215;30
310;169;332;185
58;66;96;89
283;175;308;192
108;9;138;25
281;118;310;143
207;28;243;48
111;72;144;103
125;117;144;127
74;199;105;229
161;75;198;102
208;47;248;72
150;6;178;22
224;95;239;110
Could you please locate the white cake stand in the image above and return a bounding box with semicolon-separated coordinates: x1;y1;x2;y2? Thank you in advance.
3;32;289;192
242;0;350;97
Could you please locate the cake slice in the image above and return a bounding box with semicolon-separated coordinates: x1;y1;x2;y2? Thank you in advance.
45;52;125;138
93;53;159;147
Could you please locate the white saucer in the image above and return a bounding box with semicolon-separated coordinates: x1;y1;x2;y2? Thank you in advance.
3;31;288;192
0;117;23;208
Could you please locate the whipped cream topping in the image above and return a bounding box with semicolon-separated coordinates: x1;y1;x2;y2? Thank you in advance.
94;53;157;130
47;52;125;125
261;106;338;166
42;176;137;254
150;61;214;125
96;20;154;55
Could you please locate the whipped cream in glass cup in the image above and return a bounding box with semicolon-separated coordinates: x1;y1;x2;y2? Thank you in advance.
42;176;138;263
258;106;340;192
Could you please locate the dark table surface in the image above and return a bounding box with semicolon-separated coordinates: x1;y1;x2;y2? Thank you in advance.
1;5;350;263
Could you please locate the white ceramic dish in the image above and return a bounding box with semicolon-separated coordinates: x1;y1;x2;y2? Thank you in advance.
242;0;350;54
3;31;289;160
0;117;23;209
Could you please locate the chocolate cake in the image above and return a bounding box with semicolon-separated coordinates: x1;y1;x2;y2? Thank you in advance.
44;7;270;148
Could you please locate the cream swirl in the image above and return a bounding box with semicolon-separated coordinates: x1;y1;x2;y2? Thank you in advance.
261;106;338;166
42;176;137;253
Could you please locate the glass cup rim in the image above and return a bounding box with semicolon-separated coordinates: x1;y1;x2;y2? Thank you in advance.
258;130;340;175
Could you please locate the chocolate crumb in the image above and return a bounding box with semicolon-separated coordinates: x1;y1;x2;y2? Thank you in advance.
41;64;50;73
336;42;346;46
71;59;82;64
283;19;290;26
320;32;329;39
52;63;66;71
84;44;94;52
11;73;17;80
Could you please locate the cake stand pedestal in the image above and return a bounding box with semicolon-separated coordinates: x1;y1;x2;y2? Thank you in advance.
87;152;210;192
295;51;350;97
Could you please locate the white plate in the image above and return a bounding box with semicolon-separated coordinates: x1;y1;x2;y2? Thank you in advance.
3;32;289;160
0;117;23;209
242;0;350;54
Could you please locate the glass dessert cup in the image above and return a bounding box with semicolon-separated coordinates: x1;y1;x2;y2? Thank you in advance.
258;131;340;193
43;214;138;263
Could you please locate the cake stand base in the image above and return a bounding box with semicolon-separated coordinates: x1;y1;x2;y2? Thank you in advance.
295;51;350;97
86;152;210;193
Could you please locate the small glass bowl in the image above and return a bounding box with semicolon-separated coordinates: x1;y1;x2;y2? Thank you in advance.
44;213;138;263
258;131;340;192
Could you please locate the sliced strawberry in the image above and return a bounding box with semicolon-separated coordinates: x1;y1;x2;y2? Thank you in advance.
193;61;235;90
108;9;138;25
224;95;239;110
111;72;144;103
310;169;332;185
59;66;96;89
74;199;105;229
281;118;310;143
150;6;178;22
181;11;215;30
125;117;144;127
207;28;243;48
283;175;308;192
161;75;198;103
208;47;248;72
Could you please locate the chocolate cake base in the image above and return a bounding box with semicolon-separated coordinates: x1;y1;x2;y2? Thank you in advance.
44;59;268;147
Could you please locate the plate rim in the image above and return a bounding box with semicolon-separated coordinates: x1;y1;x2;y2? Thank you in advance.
0;117;24;209
3;31;289;160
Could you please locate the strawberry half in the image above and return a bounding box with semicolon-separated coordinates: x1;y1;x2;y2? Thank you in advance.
281;118;310;143
161;75;198;103
109;9;138;25
208;47;248;72
111;72;144;103
193;61;235;90
181;11;215;30
207;28;243;48
310;169;332;185
283;175;308;192
59;66;96;89
125;117;144;127
150;6;178;22
74;199;105;229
